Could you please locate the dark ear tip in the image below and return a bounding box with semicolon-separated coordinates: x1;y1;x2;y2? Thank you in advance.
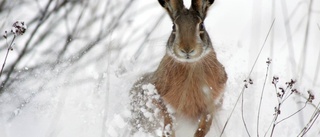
209;0;215;4
158;0;166;7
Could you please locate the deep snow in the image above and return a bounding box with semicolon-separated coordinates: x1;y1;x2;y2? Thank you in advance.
0;0;319;137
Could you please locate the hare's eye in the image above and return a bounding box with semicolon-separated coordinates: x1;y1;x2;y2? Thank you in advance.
199;22;205;32
172;24;177;34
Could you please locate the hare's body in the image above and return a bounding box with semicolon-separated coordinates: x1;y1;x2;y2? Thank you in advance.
130;0;227;137
154;51;226;119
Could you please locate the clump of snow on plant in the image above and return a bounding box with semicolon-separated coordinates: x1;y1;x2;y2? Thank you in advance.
129;82;164;136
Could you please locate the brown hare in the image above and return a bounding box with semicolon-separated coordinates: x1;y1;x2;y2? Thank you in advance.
130;0;227;137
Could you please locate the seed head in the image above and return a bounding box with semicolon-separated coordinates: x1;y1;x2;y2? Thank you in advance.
11;21;27;36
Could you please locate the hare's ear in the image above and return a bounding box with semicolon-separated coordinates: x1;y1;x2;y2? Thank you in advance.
158;0;185;20
191;0;214;19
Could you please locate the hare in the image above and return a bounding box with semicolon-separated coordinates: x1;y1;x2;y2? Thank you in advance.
130;0;227;137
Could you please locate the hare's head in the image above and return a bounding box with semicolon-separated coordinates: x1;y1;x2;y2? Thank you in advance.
158;0;215;62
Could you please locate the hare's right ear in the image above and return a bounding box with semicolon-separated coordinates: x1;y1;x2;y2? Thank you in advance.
191;0;214;19
158;0;185;20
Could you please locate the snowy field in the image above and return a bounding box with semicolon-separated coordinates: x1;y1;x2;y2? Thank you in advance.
0;0;319;137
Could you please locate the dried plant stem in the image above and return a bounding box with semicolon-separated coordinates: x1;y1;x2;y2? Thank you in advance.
269;0;275;78
297;96;320;136
219;86;246;137
263;81;279;137
269;103;280;137
0;35;16;78
299;104;319;136
268;86;292;137
257;62;271;136
248;19;275;77
281;89;293;103
265;81;281;136
275;102;307;125
241;91;251;137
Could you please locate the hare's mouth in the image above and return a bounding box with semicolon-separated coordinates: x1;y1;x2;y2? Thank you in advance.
167;46;211;63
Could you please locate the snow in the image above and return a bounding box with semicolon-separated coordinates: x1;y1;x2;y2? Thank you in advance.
202;85;212;96
163;124;172;137
130;82;164;136
0;0;319;137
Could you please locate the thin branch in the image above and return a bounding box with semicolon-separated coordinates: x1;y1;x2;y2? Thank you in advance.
219;86;246;137
298;101;320;136
0;35;15;78
247;19;275;78
241;90;251;137
257;60;271;136
275;101;307;125
281;89;293;103
301;112;319;136
269;103;280;137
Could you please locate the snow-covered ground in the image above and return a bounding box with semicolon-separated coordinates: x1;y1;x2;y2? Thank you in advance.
0;0;319;137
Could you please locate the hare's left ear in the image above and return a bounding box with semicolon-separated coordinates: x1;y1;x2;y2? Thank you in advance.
158;0;185;20
190;0;215;19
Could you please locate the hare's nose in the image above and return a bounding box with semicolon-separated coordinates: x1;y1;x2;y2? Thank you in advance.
180;48;195;54
179;48;196;59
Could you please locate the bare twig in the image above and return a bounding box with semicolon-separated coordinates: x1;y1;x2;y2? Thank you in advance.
241;90;251;137
269;101;281;137
269;0;275;78
298;100;320;136
219;86;245;137
248;19;275;78
257;58;271;136
0;35;15;78
275;102;307;125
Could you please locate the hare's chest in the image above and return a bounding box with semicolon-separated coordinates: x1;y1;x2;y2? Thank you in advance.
161;82;214;118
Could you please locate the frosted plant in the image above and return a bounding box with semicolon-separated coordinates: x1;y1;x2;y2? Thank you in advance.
0;21;27;79
129;81;164;136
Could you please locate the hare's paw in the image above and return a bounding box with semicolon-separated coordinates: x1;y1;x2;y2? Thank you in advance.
194;128;205;137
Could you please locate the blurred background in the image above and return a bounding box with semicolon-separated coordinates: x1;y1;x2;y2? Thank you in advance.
0;0;319;137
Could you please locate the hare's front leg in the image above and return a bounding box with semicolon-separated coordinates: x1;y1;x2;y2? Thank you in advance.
194;113;213;137
152;99;175;137
162;111;175;137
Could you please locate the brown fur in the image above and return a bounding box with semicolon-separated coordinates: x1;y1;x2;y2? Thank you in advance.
153;50;227;119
